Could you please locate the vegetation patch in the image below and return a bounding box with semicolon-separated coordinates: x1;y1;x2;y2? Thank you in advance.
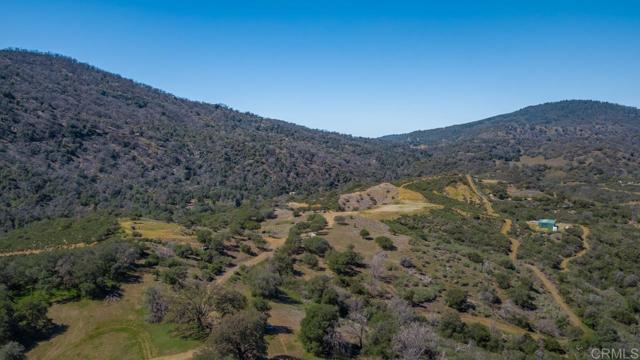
0;215;120;252
119;218;196;244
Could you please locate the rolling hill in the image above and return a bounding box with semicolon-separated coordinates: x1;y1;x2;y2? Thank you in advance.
381;100;640;179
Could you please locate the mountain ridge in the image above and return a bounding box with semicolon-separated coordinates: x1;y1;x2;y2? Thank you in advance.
2;49;640;232
0;49;426;231
380;100;640;143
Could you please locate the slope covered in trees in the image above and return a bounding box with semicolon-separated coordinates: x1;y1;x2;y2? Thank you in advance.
3;50;640;233
381;100;640;180
0;50;426;232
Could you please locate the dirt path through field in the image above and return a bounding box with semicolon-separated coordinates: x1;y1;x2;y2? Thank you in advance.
500;219;520;262
0;242;97;257
485;189;591;337
559;225;590;272
150;350;196;360
215;236;285;284
525;264;591;335
459;314;542;340
466;174;497;216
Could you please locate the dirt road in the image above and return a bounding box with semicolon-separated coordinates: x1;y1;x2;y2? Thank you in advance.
500;219;520;262
525;264;592;335
559;225;590;272
0;242;97;257
215;236;285;284
460;314;542;340
466;174;497;217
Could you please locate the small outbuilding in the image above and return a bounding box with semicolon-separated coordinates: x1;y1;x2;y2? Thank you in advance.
538;219;557;232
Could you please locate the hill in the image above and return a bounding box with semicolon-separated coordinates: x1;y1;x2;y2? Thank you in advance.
382;100;640;181
0;50;427;232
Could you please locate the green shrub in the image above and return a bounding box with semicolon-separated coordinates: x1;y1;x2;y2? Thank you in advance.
445;288;469;311
299;304;339;356
374;236;395;250
303;236;331;256
412;287;438;304
495;272;511;289
239;243;252;255
325;246;362;275
498;257;515;270
359;229;370;239
251;297;271;312
307;213;328;232
302;253;319;268
466;252;483;264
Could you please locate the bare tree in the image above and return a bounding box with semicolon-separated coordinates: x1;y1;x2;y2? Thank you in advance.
370;252;388;281
324;326;349;358
345;297;369;349
389;297;415;326
535;318;560;337
143;286;169;323
392;322;438;360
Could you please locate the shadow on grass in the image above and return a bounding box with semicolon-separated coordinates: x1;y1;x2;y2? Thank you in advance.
23;323;69;351
265;324;293;335
272;291;301;305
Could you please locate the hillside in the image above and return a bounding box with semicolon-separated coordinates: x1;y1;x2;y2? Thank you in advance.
382;100;640;181
0;50;426;232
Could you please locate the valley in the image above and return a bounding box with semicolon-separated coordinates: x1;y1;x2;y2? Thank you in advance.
1;50;639;360
2;172;635;359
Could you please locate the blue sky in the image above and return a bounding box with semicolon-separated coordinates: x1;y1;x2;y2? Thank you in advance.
2;1;639;137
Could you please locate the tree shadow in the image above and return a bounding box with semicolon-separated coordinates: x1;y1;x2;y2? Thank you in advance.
265;324;293;335
272;292;301;305
22;323;69;351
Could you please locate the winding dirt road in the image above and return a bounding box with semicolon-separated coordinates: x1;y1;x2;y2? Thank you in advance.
559;225;590;272
466;174;497;217
500;219;520;262
498;206;592;336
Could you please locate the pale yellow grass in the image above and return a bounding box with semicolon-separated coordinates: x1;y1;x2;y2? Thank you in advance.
444;182;480;204
119;219;196;244
397;187;426;202
465;174;497;216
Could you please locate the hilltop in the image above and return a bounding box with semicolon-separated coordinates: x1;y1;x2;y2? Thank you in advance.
381;100;640;180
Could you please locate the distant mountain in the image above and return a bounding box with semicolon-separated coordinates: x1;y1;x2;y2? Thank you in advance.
381;100;640;181
0;50;426;231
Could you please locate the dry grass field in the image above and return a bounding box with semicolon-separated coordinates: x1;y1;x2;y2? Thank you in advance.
119;219;197;244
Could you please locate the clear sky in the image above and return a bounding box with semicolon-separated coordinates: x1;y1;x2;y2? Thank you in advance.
2;1;639;137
